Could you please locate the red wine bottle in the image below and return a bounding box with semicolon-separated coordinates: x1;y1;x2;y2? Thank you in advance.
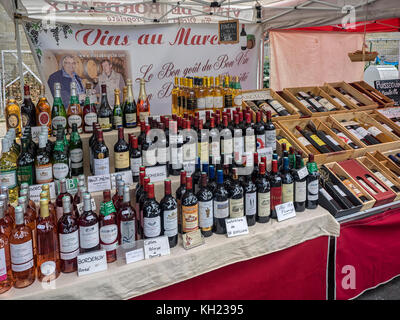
256;162;270;223
196;173;214;237
143;183;162;239
213;170;229;234
270;160;282;219
160;179;178;247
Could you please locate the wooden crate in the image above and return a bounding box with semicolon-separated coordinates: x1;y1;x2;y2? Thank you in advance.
325;81;378;111
324;161;375;210
278;117;354;165
273;90;309;118
350;81;395;107
283;86;348;117
366;152;400;187
369;111;400;140
275;127;309;158
329;111;400;153
320;85;356;111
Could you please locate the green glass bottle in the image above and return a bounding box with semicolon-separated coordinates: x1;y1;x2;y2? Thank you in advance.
0;138;18;203
51;82;67;136
69;123;83;176
113;88;123;130
17;137;35;186
123;79;137;128
35;134;53;184
52;125;70;181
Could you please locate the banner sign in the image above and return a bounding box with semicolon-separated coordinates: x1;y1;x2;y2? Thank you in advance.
25;22;261;115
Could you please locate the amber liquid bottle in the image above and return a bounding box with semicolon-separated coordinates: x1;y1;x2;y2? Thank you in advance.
5;95;22;136
0;201;12;293
137;79;150;123
99;190;118;263
36;85;52;136
9;205;35;288
37;199;60;282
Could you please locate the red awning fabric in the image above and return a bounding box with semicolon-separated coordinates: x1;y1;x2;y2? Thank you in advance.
285;18;400;33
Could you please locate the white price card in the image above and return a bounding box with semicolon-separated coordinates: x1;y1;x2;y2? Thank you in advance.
225;217;249;238
77;250;108;276
110;171;133;189
144;236;170;259
242;90;272;101
76;199;97;215
125;248;145;264
87;174;111;193
145;165;168;183
297;167;309;180
29;182;56;202
275;202;297;222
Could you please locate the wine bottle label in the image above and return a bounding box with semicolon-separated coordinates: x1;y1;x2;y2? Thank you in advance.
326;135;340;146
256;134;266;153
382;124;393;132
0;248;7;281
265;130;276;151
367;176;387;192
183;161;196;176
355;127;369;138
113;115;123;127
143;148;157;166
53;163;69;180
221;137;233;155
205;96;214;107
130;157;142;176
79;223;100;249
342;179;363;198
344;94;359;105
139;112;150;122
52;116;67;129
21;112;29;127
270;187;282;211
115;151;130;169
310;134;326;147
213;96;223;109
171;146;183;169
40;261;56;276
297;136;311;147
336;132;351;144
59;230;79;260
7;113;19;129
299;99;312;109
245;134;256;153
367;126;383;138
245;192;257;216
333;97;347;107
197;97;206;110
17;165;34;185
320;188;333;201
84;112;97;130
163;208;178;237
333;184;347;197
307;179;319;201
183;142;196;161
125;113;137;125
199;141;209;162
373;171;395;188
233;132;244;154
94;158;110;176
144;216;161;238
295;180;307;203
269;100;284;112
0;170;17;189
240;35;247;47
309;98;323;109
214;200;229;218
210;141;221;158
257;192;270;217
348;129;364;141
234;94;243;107
156;146;168;164
100;224;118;250
357;178;377;195
199;200;213;228
38;111;50;126
229;197;244;218
70;148;83;168
282;183;294;203
120;220;136;245
224;94;233;108
98;117;112;129
35;164;53;183
182;204;199;232
10;240;33;270
68;114;82;129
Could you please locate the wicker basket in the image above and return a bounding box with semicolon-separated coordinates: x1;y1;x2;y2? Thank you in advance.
348;49;378;62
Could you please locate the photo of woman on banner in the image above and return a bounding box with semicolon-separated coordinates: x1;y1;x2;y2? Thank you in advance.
47;55;85;106
95;59;126;106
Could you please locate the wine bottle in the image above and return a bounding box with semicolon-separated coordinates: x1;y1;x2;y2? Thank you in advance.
98;84;113;132
21;85;36;127
160;179;178;247
82;83;97;133
254;111;266;159
213;170;229;234
371;170;400;193
264;110;276;153
229;168;244;218
295;125;331;154
137;79;151;123
129;135;142;182
306;123;343;152
52;126;70;181
181;176;199;233
93;131;110;176
56;178;73;222
112;89;123;130
220;115;233;158
0;201;12;293
270;160;282;219
338;176;368;203
240;24;247;50
169;120;184;175
69;123;84;176
118;185;136;245
17;137;35;186
281;157;294;204
256;162;270;223
99;190;118;263
294;155;307;212
331;128;359;149
306;154;319;209
142;125;156;167
78;193;100;253
114;127;130;172
123;79;137;128
67;82;83;134
143;183;162;239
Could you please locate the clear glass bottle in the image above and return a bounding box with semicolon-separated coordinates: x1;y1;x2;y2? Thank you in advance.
99;190;118;263
118;185;136;246
78;193;100;253
0;200;12;294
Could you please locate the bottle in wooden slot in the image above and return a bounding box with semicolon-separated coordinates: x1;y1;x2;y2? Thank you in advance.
340;121;380;145
37;198;60;282
370;169;400;193
9;205;35;288
0;138;19;203
315;95;337;111
99;190;118;263
0;201;12;294
270;159;282;219
51;83;67;136
143;183;162;239
58;196;79;273
112;89;123;130
338;176;368;203
306;154;319;209
93;130;110;176
267;99;290;116
295;125;330;154
295;93;317;113
78;193;100;253
337;87;362;106
255;161;270;223
137;79;151;123
21;84;36;127
306;123;343;152
118;185;136;245
83;83;98;133
294;154;307;212
67;82;83;134
123;79;137;128
17;137;35;186
306;93;328;113
331;128;360;149
36;85;52;135
160;179;178;247
56;178;73;222
357;120;393;143
98;84;113;132
213;170;229;234
5;93;22;136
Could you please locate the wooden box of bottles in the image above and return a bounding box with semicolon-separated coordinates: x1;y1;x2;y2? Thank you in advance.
325;82;379;111
329;111;400;153
241;89;300;122
368;151;400;185
369;111;400;139
350;81;395;107
356;156;400;201
277;117;354;165
323;162;375;211
338;159;397;206
320;85;357;111
275;127;309;157
283;86;348;117
319;164;363;218
274;90;308;118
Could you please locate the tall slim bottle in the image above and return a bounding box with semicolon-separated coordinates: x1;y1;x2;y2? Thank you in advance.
160;179;178;247
306;154;319;209
196;173;213;237
256;162;270;223
0;139;18;203
118;185;136;245
83;83;98;133
51;83;67;136
21;85;36;127
78;193;100;253
124;79;137;128
213;170;229;234
143;183;162;239
99;190;118;263
67;82;83;134
112;89;123;130
36;85;52;135
137;79;150;123
98;84;113;132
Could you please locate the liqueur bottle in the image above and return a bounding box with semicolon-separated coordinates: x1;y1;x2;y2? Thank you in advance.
118;185;136;245
143;183;162;239
196;173;213;237
98;84;113;132
5;94;22;136
213;170;229;234
51;83;67;136
52;126;70;181
213;76;224;115
67;82;83;134
21;85;36;127
99;190;118;263
137;79;151;123
112;89;123;130
130;135;142;182
176;171;187;234
9;205;35;288
281;157;294;204
69;123;83;176
58;196;79;273
35;134;53;184
36;85;52;135
294;154;307;212
83;83;98;133
56;178;73;222
256;162;270;223
270;160;282;219
306;154;319;209
93;131;110;176
78;193;100;253
243;165;257;226
124;79;137;128
0;201;12;294
17;137;35;186
0;139;18;203
229;168;244;218
37;199;60;282
160;179;178;247
114;127;130;172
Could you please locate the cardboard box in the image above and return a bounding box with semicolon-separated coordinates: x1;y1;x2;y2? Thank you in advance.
350;81;395;107
338;159;396;206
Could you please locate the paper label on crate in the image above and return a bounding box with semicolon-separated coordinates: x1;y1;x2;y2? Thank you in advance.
275;202;296;222
145;165;168;183
144;236;170;259
242;91;272;101
110;171;133;189
87;174;112;193
29;182;56;202
77;250;107;276
225;217;249;238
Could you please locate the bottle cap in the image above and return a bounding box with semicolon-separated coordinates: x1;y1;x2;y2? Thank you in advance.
62;196;71;213
15;206;24;225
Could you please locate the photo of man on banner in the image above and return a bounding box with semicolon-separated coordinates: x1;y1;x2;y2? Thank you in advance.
95;59;126;106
